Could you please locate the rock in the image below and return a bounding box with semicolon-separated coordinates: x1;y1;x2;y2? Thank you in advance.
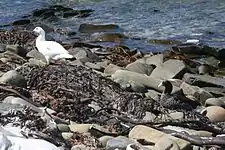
148;39;182;45
153;137;180;150
112;70;180;93
12;19;31;26
98;136;114;147
104;64;122;75
92;32;127;42
0;51;26;65
0;70;27;87
145;90;160;100
69;47;100;62
6;44;27;57
129;125;191;150
63;9;93;18
180;82;214;104
95;60;109;69
85;62;104;72
203;87;225;97
79;23;120;33
169;112;184;120
3;96;41;113
202;106;225;122
205;97;225;107
28;58;46;67
183;73;225;87
106;136;133;150
136;54;165;66
143;111;156;121
26;49;46;61
0;44;6;53
71;144;92;150
0;103;24;113
61;132;73;140
68;124;92;133
57;124;70;132
150;59;187;80
172;43;218;57
127;143;151;150
126;62;156;75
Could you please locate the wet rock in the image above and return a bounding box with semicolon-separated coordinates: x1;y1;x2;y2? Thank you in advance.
11;19;31;26
129;125;191;150
57;124;70;132
0;70;27;88
153;137;180;150
172;43;218;57
205;97;225;108
104;64;122;75
79;23;119;33
63;9;93;18
126;62;156;75
180;82;214;103
150;59;187;80
69;124;92;133
106;136;133;150
6;44;28;57
61;132;73;140
0;44;6;53
202;106;225;122
136;54;165;66
92;32;127;42
3;96;41;113
148;39;182;45
98;136;114;147
183;73;225;87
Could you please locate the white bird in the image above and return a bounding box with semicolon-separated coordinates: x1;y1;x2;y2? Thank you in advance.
33;27;74;64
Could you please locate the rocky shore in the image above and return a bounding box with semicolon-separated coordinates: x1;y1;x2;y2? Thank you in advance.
1;4;225;150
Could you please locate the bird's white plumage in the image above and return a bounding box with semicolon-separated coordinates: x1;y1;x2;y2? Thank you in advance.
33;27;73;64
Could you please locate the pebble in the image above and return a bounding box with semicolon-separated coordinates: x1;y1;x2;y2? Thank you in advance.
205;97;225;108
129;125;191;150
202;106;225;122
57;124;70;132
0;70;27;88
153;137;180;150
98;136;114;147
61;132;73;140
69;124;92;133
106;136;134;150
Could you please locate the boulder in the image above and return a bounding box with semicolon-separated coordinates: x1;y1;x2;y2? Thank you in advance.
126;61;156;75
202;106;225;123
150;59;187;80
205;97;225;108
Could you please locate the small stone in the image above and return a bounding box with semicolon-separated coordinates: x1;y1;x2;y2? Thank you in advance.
205;97;225;108
129;125;191;150
69;124;92;133
202;106;225;123
71;144;91;150
169;112;184;120
106;136;133;150
0;44;6;53
0;70;27;87
61;132;73;140
153;137;180;150
98;136;114;147
150;59;187;80
104;64;122;75
143;111;156;121
69;47;99;62
85;62;103;71
6;44;27;57
126;62;156;75
3;96;41;113
28;58;46;67
57;124;70;132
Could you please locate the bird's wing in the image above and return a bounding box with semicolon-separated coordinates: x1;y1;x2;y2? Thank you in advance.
44;41;69;54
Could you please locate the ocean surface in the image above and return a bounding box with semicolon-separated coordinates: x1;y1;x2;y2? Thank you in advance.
1;0;225;52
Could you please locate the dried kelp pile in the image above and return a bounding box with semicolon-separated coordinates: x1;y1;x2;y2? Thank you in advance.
0;29;36;46
22;64;156;123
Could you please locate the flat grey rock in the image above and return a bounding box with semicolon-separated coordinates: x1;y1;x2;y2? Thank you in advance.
126;61;155;75
0;70;27;88
136;54;165;66
26;49;46;62
183;73;225;87
150;59;187;80
106;136;133;150
205;97;225;108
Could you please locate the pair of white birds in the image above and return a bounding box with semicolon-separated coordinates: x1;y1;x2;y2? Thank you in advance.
33;27;74;64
